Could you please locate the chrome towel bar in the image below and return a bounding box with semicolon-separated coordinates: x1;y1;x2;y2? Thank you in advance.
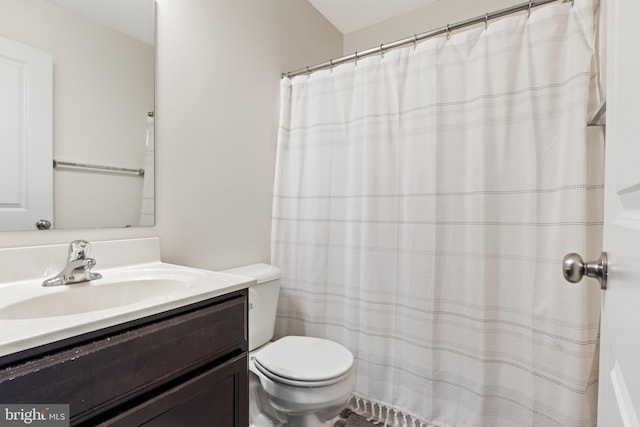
53;160;145;176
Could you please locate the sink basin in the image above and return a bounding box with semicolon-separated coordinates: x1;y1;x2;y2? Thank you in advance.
0;270;195;320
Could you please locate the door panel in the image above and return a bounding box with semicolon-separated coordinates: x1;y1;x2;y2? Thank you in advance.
598;0;640;425
0;35;53;231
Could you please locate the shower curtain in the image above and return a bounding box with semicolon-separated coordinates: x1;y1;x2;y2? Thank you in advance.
272;0;602;425
139;115;155;226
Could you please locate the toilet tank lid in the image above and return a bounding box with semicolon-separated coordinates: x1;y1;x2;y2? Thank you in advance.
221;263;281;285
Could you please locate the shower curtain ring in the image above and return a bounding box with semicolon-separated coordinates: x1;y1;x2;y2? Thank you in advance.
379;44;385;58
485;12;489;30
413;34;418;50
446;24;451;40
306;66;310;79
329;59;334;72
354;51;359;66
528;0;532;18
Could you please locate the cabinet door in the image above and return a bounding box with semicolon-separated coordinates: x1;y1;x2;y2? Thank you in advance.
99;354;248;427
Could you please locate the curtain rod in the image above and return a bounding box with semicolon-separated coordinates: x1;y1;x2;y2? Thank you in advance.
283;0;572;79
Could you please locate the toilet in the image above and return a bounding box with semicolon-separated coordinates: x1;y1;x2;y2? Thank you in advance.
222;264;355;427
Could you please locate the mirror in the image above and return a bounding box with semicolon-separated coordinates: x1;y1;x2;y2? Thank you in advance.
0;0;155;231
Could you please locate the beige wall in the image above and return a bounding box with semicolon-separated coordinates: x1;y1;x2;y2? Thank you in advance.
344;0;518;54
155;0;342;270
0;0;154;232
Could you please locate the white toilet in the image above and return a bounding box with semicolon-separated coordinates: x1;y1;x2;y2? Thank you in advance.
222;264;355;427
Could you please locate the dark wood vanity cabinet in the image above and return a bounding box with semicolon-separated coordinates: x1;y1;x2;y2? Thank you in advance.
0;289;249;427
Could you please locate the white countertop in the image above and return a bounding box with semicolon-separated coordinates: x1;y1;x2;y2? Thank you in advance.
0;238;254;359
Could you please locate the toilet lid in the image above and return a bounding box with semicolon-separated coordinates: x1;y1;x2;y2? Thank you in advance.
254;336;354;382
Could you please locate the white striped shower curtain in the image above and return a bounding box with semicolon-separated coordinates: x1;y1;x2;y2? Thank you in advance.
139;115;155;226
272;1;603;425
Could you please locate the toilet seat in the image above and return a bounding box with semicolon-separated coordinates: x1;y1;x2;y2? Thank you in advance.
254;336;354;387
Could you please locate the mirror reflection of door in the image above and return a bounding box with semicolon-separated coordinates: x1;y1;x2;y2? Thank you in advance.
0;35;53;231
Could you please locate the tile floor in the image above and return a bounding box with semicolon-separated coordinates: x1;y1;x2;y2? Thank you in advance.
333;409;380;426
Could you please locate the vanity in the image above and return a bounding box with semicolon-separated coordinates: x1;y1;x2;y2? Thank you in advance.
0;238;253;426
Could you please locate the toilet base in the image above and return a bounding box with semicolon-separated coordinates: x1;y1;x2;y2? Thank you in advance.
250;413;335;427
249;370;351;427
284;414;335;427
250;396;347;427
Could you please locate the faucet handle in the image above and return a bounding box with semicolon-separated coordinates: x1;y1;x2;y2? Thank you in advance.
68;240;91;261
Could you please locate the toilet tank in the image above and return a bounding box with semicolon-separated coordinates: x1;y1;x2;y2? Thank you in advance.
221;263;281;351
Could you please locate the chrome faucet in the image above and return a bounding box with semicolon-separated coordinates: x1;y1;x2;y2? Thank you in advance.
42;240;103;287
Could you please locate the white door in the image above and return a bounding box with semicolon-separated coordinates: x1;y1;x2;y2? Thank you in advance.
0;35;53;231
595;0;640;425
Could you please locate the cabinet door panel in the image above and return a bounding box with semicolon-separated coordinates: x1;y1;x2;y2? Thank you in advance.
101;354;248;427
